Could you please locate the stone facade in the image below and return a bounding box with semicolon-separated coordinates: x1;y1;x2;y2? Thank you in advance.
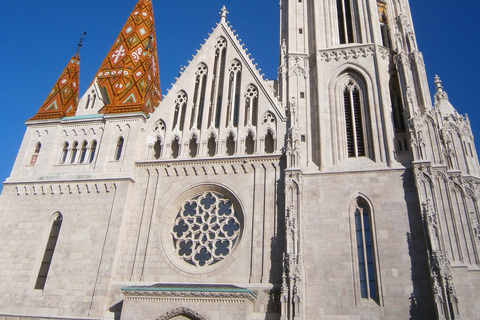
0;1;479;320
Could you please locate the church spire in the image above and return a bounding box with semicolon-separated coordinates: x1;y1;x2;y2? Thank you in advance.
95;0;161;115
29;47;81;121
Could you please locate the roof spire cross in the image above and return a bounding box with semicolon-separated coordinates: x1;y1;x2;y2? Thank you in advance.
219;6;228;23
75;32;87;57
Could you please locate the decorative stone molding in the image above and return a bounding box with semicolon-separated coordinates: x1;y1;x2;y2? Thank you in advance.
288;55;309;77
123;288;256;304
157;307;207;320
319;45;375;62
13;182;117;196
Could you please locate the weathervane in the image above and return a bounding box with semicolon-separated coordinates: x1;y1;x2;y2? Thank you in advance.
76;32;87;56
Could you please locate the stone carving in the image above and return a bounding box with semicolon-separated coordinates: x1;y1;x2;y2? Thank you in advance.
157;307;207;320
288;55;308;77
319;46;375;62
172;191;241;267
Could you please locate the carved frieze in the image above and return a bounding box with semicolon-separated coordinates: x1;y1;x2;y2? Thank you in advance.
319;46;376;62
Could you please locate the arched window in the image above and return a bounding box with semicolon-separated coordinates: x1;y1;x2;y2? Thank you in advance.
209;37;227;128
189;136;198;158
337;0;355;44
35;213;63;290
171;137;180;159
79;141;88;163
114;137;124;161
191;64;208;130
88;140;97;163
378;1;391;48
207;135;216;157
244;85;258;126
265;131;275;154
31;142;41;165
245;132;255;155
70;141;78;164
153;138;162;159
227;60;242;127
226;133;235;156
60;142;69;164
353;198;379;301
173;91;188;131
343;79;366;158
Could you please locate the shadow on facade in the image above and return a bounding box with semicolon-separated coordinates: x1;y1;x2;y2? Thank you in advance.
109;300;123;320
402;170;436;319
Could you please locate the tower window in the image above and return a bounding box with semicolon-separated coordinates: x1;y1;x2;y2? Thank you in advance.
70;141;78;164
35;213;62;290
337;0;355;44
31;142;41;165
171;137;180;159
114;137;124;161
299;28;303;34
60;142;69;164
79;141;88;163
353;199;378;301
344;80;366;157
88;140;97;163
153;138;162;159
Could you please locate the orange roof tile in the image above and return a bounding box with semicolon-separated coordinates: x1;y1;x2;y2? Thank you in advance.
96;0;161;115
29;54;80;121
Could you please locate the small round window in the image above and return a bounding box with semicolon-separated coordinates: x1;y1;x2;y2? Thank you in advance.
172;191;241;267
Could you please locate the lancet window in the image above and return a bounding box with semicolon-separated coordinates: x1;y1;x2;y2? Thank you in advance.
209;37;227;128
88;140;97;163
377;1;391;48
245;132;255;155
114;137;124;161
35;213;62;290
337;0;356;44
244;85;258;126
70;141;78;164
265;130;275;154
226;133;235;156
207;135;216;157
191;64;208;130
60;142;69;164
171;137;180;159
343;79;366;158
31;142;41;165
227;60;242;127
173;91;188;131
353;198;379;301
79;141;88;163
189;136;198;158
153;138;162;160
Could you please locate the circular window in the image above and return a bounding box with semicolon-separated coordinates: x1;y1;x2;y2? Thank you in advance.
171;191;241;267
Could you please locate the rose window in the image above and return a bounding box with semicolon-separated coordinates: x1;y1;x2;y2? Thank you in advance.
172;192;241;267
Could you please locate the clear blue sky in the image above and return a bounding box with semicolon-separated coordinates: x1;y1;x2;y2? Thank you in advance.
0;1;479;192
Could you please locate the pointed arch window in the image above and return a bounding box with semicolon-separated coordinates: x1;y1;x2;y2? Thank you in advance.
153;138;162;160
209;37;227;128
344;79;366;158
173;91;188;131
30;142;41;165
60;142;69;164
35;213;62;290
227;60;242;127
189;136;198;158
207;135;216;157
70;141;78;164
245;132;255;155
226;133;235;156
79;141;88;163
244;85;258;126
171;137;180;159
337;0;356;44
191;64;208;130
88;140;97;163
265;130;275;154
353;198;379;301
114;137;124;161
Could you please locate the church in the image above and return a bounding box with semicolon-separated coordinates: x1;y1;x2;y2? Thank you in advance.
1;0;480;319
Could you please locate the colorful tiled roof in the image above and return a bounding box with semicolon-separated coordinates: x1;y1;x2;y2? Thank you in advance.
29;54;80;121
96;0;161;115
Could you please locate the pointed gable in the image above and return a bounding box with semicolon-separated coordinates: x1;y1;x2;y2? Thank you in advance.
95;0;161;115
29;54;80;121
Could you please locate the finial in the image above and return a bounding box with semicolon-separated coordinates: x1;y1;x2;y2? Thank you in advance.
434;75;443;93
75;32;87;57
219;6;229;23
